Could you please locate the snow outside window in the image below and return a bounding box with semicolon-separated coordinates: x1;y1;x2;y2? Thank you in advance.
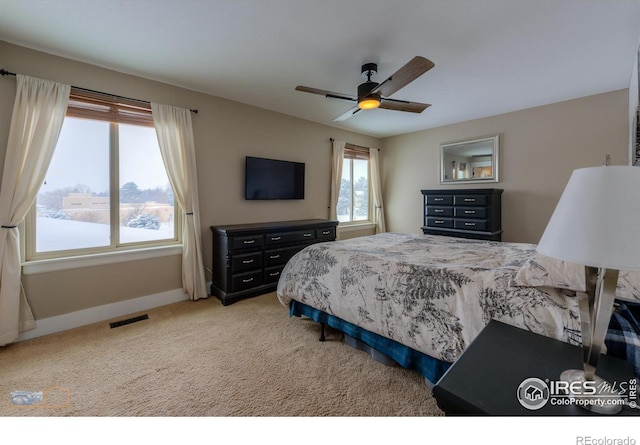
28;116;178;259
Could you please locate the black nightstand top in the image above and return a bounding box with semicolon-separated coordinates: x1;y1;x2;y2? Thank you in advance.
432;320;639;416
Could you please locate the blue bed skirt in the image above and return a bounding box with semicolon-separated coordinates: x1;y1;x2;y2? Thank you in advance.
289;300;451;384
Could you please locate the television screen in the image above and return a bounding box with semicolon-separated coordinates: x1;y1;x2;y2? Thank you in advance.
245;156;305;200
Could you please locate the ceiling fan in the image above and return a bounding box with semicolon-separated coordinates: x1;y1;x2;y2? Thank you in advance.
295;56;434;122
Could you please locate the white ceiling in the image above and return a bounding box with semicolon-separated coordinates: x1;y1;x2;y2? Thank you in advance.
1;0;639;138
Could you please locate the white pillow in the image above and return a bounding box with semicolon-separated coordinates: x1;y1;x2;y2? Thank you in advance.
511;253;640;302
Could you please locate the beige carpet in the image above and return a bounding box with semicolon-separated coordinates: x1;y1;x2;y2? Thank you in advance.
0;292;444;416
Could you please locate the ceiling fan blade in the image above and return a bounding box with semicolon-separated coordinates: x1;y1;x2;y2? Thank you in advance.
379;98;431;113
371;56;434;97
333;106;361;121
295;85;357;102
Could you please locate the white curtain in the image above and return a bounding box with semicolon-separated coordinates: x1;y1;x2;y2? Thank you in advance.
0;75;70;346
151;103;207;300
369;147;386;233
329;140;345;221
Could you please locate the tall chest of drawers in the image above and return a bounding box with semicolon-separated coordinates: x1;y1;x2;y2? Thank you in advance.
421;189;503;241
210;219;338;305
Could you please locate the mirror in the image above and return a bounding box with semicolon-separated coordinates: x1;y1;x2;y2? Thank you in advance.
440;135;499;184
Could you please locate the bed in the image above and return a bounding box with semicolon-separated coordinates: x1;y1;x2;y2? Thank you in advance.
276;232;640;383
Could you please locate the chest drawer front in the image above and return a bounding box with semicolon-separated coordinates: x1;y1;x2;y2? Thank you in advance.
264;266;284;284
427;217;454;229
454;219;488;231
427;206;454;217
426;195;453;206
266;230;315;245
231;235;264;251
454;207;487;219
316;227;336;241
231;251;263;273
454;195;487;206
231;270;263;292
264;246;301;267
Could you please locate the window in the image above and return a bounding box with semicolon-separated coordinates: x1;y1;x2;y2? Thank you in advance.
26;89;179;260
337;144;370;223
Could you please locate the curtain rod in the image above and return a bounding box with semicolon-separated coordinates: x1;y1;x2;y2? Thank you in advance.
0;68;198;114
330;138;380;151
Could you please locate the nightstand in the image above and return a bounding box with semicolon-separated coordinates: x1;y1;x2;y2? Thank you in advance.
432;320;639;415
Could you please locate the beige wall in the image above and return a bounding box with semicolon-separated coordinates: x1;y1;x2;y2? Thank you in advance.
0;41;380;319
380;89;629;243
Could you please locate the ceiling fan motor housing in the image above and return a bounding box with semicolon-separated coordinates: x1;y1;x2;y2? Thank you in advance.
358;81;379;98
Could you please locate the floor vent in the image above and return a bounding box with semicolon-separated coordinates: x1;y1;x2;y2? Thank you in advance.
109;314;149;329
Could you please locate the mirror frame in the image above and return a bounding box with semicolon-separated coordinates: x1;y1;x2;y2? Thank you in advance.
439;134;500;184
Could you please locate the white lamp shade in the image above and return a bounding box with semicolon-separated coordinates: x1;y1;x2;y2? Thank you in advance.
537;166;640;271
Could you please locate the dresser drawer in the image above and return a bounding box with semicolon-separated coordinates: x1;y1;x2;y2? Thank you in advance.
264;246;301;267
231;235;264;251
231;251;263;273
427;206;454;217
426;195;453;206
264;266;284;284
316;227;336;241
266;230;315;245
427;217;454;229
231;270;263;292
454;219;488;231
454;207;487;219
454;195;487;206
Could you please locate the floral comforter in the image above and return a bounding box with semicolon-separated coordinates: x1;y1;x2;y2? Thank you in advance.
277;233;581;363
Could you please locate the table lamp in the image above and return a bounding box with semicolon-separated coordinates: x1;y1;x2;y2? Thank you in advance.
537;163;640;414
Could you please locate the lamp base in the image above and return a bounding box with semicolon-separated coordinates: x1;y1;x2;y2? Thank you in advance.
560;369;623;414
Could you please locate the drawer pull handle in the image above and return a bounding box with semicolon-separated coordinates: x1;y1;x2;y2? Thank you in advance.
242;259;254;264
464;210;475;214
303;233;312;237
464;198;475;202
434;198;444;201
434;209;444;213
242;278;254;283
435;220;445;224
322;231;330;235
270;255;280;259
243;240;255;244
271;236;282;241
269;272;280;277
464;223;476;226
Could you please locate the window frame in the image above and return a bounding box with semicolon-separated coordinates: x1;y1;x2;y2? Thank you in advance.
23;89;181;263
338;144;373;225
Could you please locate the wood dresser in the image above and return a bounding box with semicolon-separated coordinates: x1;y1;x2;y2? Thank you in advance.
421;188;503;241
210;219;338;305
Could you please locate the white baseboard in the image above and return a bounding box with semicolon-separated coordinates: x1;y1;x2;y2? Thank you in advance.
17;288;190;342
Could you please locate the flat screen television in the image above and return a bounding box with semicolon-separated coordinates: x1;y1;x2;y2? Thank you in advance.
245;156;305;200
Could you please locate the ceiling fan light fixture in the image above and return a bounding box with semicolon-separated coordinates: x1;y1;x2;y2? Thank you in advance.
357;79;380;110
358;95;381;109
